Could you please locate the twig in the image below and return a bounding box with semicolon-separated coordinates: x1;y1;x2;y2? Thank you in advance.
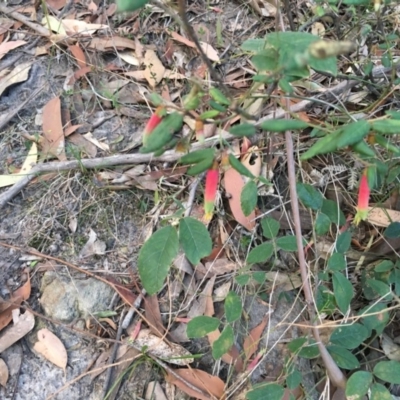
121;290;146;330
102;308;127;399
0;4;51;37
278;9;347;389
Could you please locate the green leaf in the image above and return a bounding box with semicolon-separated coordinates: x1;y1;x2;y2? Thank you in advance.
300;129;342;160
372;119;400;134
364;279;392;301
336;120;371;148
321;199;346;225
209;87;230;105
327;252;346;271
259;119;309;132
373;361;400;384
138;226;179;295
241;38;268;52
351;139;376;158
241;181;258;216
235;274;250;286
179;217;212;265
209;100;227;113
330;323;369;349
246;384;285;400
315;213;331;235
296;183;323;210
327;345;360;369
332;272;353;313
187;316;220;338
335;231;351;253
186;158;215;176
225;291;242;323
374;260;394;273
251;54;279;71
229;123;257;137
370;383;393;400
199;110;220;120
247;242;274;264
345;371;373;400
265;32;337;76
374;134;400;154
261;217;280;239
288;337;319;359
140;112;183;153
359;303;389;335
116;0;149;12
384;222;400;238
286;369;302;390
228;154;255;179
276;236;300;251
180;148;215;164
212;325;234;359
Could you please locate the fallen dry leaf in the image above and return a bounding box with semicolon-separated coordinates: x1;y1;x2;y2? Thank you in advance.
0;310;35;352
169;31;196;49
223;168;256;231
42;97;66;160
79;229;106;258
83;132;110;152
196;258;237;279
119;51;140;66
41;16;67;35
366;207;400;227
0;142;38;188
166;368;225;400
143;49;166;87
243;315;269;361
46;0;67;10
199;42;220;62
0;40;26;60
132;329;193;366
68;44;86;68
214;281;231;302
104;276;136;306
144;294;166;338
0;61;32;96
89;36;136;51
62;20;109;36
145;381;168;400
34;328;68;370
0;358;8;387
67;132;97;158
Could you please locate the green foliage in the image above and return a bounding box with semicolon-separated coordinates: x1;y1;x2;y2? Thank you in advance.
345;371;373;400
247;242;274;264
138;226;179;295
327;253;346;271
336;120;370;148
230;123;257;137
384;222;400;238
187;316;220;338
117;0;149;12
373;361;400;384
330;323;369;349
261;217;280;239
359;303;389;335
179;217;212;265
259;119;309;132
288;337;319;359
315;212;331;235
228;154;256;179
296;183;323;210
225;291;243;323
241;181;258;216
276;236;300;252
246;384;285;400
180;149;215;175
327;345;360;369
335;231;351;253
332;272;353;313
212;325;234;359
370;383;392;400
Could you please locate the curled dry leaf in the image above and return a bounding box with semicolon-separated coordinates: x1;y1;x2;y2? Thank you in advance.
68;44;86;68
42;97;66;161
143;49;166;87
131;329;193;366
199;42;220;62
144;294;166;338
0;40;26;60
0;61;32;96
61;20;109;36
0;142;37;188
0;358;8;387
223;168;256;231
34;328;68;370
90;36;136;51
166;368;225;400
381;333;400;361
0;311;35;353
79;229;106;258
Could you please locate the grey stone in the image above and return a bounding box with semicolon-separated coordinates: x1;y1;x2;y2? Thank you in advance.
40;272;115;323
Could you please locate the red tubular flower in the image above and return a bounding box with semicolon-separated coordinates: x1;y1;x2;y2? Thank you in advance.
142;106;164;146
354;170;370;225
204;162;219;222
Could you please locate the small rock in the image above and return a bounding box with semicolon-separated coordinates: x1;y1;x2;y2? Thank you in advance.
40;272;115;323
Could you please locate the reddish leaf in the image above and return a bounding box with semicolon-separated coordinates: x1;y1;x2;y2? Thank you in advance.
144;294;166;338
0;40;26;60
68;44;86;69
104;276;136;306
46;0;67;10
42;97;66;161
166;368;225;400
243;315;269;361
